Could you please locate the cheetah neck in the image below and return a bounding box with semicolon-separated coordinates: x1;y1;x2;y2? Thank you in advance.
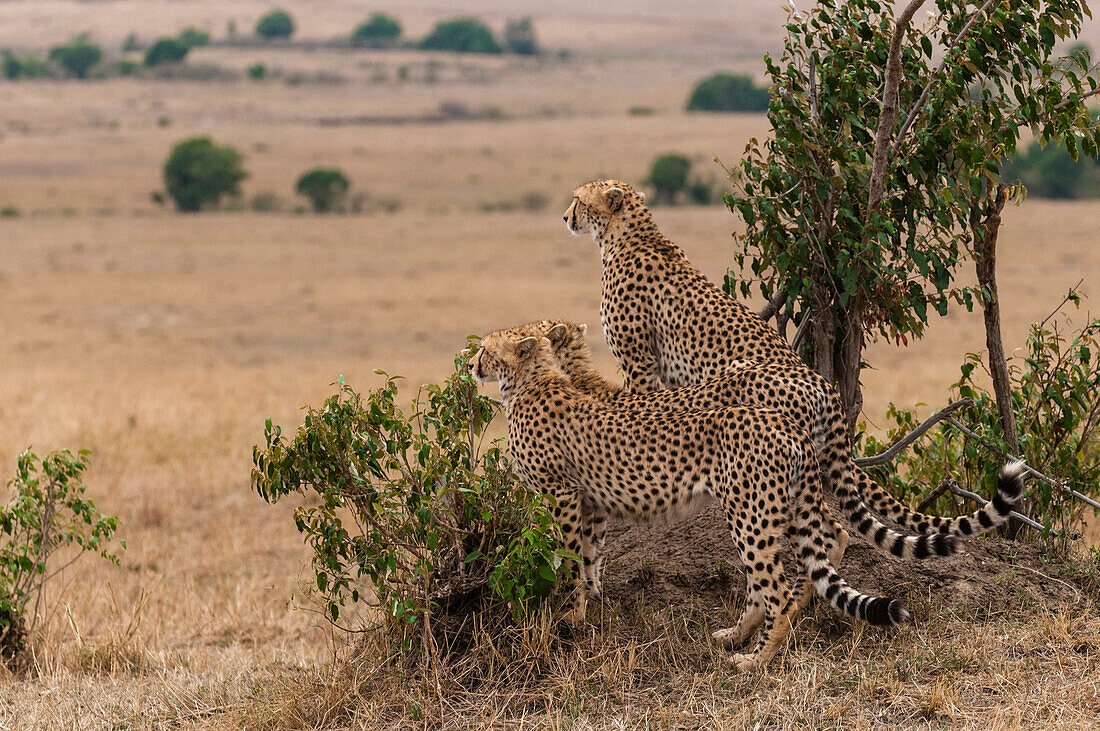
560;347;622;400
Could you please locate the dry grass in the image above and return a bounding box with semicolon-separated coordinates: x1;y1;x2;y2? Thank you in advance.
0;0;1099;726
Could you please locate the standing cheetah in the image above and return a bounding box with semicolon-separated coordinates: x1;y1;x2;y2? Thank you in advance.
469;332;907;671
488;320;1026;599
563;179;1025;539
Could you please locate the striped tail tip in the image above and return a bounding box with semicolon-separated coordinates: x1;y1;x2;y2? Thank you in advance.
999;460;1028;500
911;532;959;559
866;597;909;627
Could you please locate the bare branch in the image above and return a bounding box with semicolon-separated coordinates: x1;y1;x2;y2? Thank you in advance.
944;479;1043;532
854;397;972;467
866;0;928;217
893;0;1001;153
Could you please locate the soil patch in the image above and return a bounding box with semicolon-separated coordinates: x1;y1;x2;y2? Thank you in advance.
600;502;1085;620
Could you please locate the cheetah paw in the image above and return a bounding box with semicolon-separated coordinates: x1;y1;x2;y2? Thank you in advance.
728;652;761;673
712;627;751;648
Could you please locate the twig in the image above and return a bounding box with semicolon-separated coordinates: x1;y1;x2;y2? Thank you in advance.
790;312;813;352
854;398;973;467
942;479;1042;532
1037;279;1084;332
915;478;953;513
943;416;1100;511
996;87;1100;135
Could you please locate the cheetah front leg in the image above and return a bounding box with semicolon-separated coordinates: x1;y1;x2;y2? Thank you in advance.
580;497;608;601
712;592;764;648
545;482;587;625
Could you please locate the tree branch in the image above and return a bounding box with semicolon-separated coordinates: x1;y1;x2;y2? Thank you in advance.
996;87;1100;136
866;0;928;217
945;480;1043;532
854;398;973;467
758;289;788;321
893;0;1001;153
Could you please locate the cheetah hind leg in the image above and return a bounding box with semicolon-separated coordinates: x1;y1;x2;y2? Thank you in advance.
729;555;799;672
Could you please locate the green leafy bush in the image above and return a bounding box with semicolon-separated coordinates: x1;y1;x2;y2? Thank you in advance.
162;137;247;212
117;59;139;76
352;13;402;48
864;313;1100;540
504;17;539;55
256;10;295;40
49;39;102;79
647;153;692;204
686;73;769;112
247;62;267;80
144;38;189;66
295;168;350;212
418;18;502;54
0;449;123;659
177;28;211;49
252;351;568;646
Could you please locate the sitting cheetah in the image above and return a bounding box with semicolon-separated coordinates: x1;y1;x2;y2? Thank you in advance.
489;320;1027;600
469;331;907;671
563;178;804;393
563;179;1024;539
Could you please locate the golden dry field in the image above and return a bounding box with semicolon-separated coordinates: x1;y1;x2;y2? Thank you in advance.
1;1;1100;727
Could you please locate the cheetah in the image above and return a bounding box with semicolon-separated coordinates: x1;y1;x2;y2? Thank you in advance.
562;180;1025;540
489;320;1027;600
469;331;908;672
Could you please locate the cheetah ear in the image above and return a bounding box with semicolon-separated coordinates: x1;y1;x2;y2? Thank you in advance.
604;186;624;212
547;323;568;345
636;191;646;205
578;323;589;336
514;336;539;358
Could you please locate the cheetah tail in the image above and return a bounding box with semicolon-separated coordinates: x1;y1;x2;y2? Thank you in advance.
793;470;908;627
837;448;1028;540
828;461;960;560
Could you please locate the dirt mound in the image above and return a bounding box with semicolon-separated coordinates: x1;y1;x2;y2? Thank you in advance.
601;503;1085;619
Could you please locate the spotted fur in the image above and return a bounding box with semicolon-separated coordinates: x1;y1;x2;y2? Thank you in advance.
470;332;906;672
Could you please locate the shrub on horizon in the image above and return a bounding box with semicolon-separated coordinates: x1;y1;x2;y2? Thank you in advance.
352;13;402;48
686;72;770;112
144;38;189;67
256;10;295;40
295;168;350;212
49;38;102;79
418;18;502;54
162;137;247;212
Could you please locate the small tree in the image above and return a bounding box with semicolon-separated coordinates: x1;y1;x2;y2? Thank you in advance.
49;39;102;79
144;38;189;66
504;17;539;56
0;449;123;659
177;28;211;49
296;168;350;213
727;0;1100;435
163;137;247;212
419;18;502;54
352;13;402;48
647;153;692;205
256;10;295;40
687;73;770;112
247;62;267;80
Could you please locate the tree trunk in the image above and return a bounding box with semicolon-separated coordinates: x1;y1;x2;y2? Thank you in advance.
811;286;836;382
971;184;1022;539
971;184;1019;454
835;299;866;438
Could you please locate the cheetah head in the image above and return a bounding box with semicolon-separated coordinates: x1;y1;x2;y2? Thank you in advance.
483;320;591;378
469;331;552;388
563;179;647;240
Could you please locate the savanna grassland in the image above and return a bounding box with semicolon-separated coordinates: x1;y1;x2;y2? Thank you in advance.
1;1;1100;728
